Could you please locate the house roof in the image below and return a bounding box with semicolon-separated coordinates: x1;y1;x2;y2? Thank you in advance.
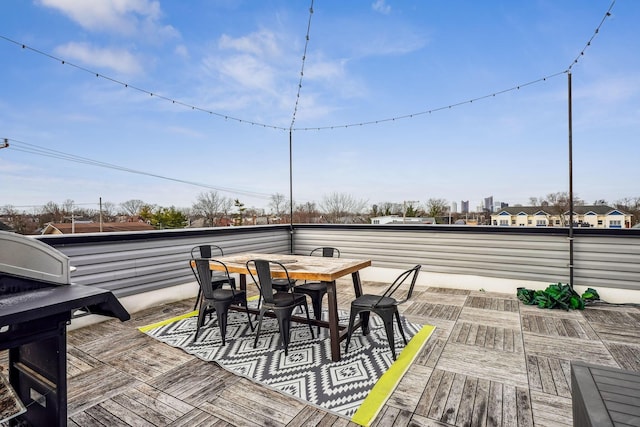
41;222;155;234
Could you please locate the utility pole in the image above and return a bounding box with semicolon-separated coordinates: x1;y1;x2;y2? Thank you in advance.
0;138;8;149
568;73;574;290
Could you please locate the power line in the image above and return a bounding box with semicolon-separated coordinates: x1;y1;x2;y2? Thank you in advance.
4;138;273;200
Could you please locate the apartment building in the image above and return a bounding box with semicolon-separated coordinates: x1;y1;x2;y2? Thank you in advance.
491;205;632;228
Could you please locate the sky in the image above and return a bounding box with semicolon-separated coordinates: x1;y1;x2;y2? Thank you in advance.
1;0;639;214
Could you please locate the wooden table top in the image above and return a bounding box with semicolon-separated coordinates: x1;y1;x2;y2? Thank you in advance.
206;253;371;282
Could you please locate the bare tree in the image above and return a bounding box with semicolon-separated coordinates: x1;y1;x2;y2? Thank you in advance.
614;197;640;227
1;205;37;234
192;191;227;227
100;201;117;222
119;199;146;216
269;193;290;217
320;192;368;223
40;201;63;226
375;202;402;216
294;201;319;223
424;198;448;218
529;192;584;226
61;198;75;215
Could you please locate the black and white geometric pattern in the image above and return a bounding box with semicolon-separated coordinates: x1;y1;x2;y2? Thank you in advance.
143;304;424;419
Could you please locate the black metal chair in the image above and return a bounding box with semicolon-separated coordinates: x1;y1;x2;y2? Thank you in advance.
193;258;253;345
293;247;340;332
344;264;422;360
246;259;314;356
190;244;236;310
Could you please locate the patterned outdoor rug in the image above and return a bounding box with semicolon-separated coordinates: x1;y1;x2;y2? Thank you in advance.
140;302;434;426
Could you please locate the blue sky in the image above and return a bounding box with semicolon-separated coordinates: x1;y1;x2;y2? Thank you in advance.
1;0;638;214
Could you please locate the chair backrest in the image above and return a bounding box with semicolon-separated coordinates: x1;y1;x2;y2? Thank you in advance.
380;264;422;305
309;247;340;258
194;258;233;299
191;244;224;259
246;259;293;305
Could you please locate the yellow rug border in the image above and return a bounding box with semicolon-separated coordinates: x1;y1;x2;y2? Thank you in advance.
138;310;198;333
138;296;260;333
350;324;436;427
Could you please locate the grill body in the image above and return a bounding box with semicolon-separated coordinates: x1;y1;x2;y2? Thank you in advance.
0;231;130;426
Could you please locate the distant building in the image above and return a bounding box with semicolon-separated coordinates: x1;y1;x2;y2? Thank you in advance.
461;200;469;214
484;196;493;213
370;215;437;225
41;222;155;234
490;205;632;228
450;202;457;214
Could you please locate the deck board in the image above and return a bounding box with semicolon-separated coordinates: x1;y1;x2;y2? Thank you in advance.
3;283;639;426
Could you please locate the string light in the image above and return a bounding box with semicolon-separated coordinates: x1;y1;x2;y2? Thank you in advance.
0;35;288;132
290;0;314;130
3;138;273;200
566;0;615;72
0;0;615;133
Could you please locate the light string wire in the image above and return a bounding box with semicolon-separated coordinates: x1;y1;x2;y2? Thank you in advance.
0;1;615;133
4;138;273;200
567;0;615;73
289;0;314;131
0;35;288;132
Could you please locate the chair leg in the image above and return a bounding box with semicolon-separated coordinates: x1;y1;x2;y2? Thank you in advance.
194;301;208;341
310;291;325;334
394;310;408;346
360;311;370;335
253;308;266;349
274;310;293;356
213;301;230;346
302;301;314;339
344;307;359;355
243;301;254;331
382;313;397;360
193;287;202;311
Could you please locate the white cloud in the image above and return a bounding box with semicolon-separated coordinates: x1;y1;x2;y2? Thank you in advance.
37;0;177;39
372;0;391;15
218;30;282;58
174;44;190;59
578;75;640;104
54;42;143;75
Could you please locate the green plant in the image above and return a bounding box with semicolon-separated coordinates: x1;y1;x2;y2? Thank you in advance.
517;284;600;310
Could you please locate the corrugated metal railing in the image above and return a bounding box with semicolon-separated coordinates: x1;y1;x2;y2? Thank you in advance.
36;224;640;296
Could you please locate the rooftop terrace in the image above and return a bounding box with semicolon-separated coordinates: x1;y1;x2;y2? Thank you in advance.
55;277;639;426
2;224;640;426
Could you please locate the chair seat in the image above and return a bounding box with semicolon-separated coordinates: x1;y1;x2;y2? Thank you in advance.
352;294;397;309
212;275;235;287
271;278;296;292
295;281;326;292
269;292;307;308
212;288;245;302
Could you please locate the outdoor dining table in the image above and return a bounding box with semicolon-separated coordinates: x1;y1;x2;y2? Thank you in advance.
202;252;372;362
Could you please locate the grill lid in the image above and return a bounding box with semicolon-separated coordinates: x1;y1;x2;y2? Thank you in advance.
0;231;70;285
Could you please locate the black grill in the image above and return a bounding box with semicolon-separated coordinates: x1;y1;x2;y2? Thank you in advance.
0;231;130;426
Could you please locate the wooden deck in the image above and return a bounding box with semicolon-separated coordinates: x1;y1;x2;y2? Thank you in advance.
4;280;640;426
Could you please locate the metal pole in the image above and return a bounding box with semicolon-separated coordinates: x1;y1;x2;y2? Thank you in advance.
568;73;574;289
289;130;294;254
